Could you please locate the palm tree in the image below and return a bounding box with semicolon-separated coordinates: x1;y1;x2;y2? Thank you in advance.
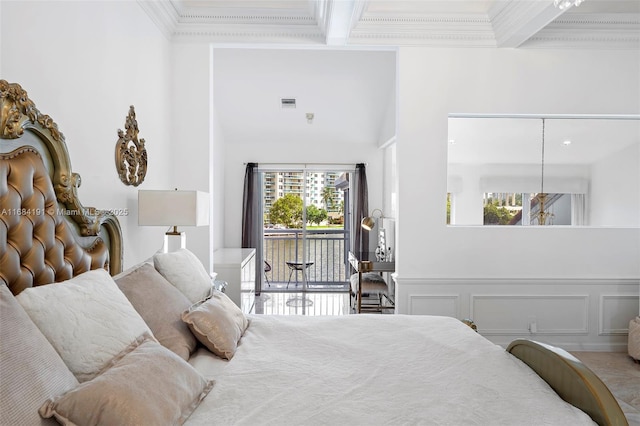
321;186;334;212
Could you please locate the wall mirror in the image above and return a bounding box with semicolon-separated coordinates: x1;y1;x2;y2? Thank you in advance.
446;114;640;227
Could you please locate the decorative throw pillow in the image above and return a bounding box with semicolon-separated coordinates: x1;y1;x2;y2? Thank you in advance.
182;291;249;359
115;262;197;360
0;285;79;426
39;333;214;426
16;268;152;382
154;248;213;303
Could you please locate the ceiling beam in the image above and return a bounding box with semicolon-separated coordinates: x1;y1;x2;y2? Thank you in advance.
323;0;368;45
490;0;569;48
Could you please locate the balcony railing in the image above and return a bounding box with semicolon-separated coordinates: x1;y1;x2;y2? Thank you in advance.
263;228;349;291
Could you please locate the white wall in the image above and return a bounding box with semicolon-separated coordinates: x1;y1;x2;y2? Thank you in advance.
396;47;640;281
1;1;173;269
170;42;212;270
394;47;639;349
211;95;227;254
590;143;640;227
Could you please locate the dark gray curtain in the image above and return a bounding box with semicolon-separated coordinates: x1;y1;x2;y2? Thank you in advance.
352;163;369;254
241;163;263;294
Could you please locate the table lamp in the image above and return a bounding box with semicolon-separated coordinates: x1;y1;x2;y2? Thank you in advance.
138;189;209;252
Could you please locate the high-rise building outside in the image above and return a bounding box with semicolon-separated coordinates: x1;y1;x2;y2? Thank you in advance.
263;171;344;220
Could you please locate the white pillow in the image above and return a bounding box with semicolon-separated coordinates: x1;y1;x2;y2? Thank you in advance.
16;268;152;382
153;249;213;303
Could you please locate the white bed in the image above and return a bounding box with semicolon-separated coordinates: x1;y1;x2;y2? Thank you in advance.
0;79;629;426
186;314;597;425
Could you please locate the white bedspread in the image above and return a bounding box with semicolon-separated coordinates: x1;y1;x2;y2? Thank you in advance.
186;314;595;425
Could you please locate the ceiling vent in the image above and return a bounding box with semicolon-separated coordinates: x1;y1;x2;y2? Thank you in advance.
281;98;296;108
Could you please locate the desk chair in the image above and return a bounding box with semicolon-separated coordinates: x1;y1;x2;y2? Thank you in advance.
350;272;394;313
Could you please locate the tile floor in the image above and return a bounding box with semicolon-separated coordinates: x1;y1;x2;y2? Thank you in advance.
254;292;350;316
572;351;640;425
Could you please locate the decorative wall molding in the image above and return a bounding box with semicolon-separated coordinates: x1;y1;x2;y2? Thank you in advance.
396;277;640;287
470;294;589;335
599;294;639;335
395;276;639;351
115;106;147;187
408;294;459;316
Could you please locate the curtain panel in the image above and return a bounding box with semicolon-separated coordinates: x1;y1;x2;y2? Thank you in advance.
352;163;369;254
242;163;264;294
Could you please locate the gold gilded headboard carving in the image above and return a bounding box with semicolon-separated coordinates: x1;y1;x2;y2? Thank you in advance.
0;80;123;294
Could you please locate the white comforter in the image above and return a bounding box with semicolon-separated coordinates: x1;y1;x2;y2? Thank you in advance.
186;314;595;425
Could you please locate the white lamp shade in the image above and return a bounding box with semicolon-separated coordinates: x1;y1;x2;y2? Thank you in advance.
138;190;209;227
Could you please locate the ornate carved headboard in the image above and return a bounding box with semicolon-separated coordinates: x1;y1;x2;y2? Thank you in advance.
0;80;123;295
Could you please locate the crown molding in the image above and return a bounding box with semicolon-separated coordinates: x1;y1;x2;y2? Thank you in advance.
524;30;640;49
138;0;640;48
172;25;326;44
552;12;640;27
523;12;640;49
137;0;179;40
349;14;496;47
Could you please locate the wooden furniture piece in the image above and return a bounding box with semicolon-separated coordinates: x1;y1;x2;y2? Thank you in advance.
0;80;122;294
213;248;256;314
348;251;395;313
507;339;628;426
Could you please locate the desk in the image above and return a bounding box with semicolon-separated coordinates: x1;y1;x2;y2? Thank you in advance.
213;248;256;314
286;261;314;288
348;251;395;313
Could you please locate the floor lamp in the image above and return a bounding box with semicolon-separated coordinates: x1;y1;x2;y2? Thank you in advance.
138;189;209;253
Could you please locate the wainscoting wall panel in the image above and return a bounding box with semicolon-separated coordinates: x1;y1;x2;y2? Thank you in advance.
408;294;459;317
471;294;589;335
599;294;639;336
394;277;639;352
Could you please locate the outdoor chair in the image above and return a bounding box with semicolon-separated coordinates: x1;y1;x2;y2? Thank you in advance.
286;261;314;288
264;260;272;287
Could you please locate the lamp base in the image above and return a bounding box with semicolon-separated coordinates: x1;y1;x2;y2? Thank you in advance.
163;231;186;253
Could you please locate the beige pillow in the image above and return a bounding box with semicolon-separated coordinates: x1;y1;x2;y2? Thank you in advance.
182;291;249;359
16;269;152;382
154;248;213;303
39;333;214;426
0;285;79;426
116;262;197;360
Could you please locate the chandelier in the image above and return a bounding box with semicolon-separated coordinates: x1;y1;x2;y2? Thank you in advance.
554;0;585;10
532;119;555;226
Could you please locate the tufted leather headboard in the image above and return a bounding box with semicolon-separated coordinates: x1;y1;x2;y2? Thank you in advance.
0;80;123;295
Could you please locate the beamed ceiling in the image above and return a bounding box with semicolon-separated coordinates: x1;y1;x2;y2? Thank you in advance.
139;0;640;48
138;1;639;149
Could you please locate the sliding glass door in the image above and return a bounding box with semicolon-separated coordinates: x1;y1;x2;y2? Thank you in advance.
261;167;350;293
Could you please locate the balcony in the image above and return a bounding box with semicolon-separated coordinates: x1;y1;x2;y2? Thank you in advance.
263;228;349;292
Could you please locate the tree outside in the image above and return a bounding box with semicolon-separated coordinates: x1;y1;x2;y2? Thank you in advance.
269;193;303;228
306;205;328;226
321;186;335;211
483;201;515;225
